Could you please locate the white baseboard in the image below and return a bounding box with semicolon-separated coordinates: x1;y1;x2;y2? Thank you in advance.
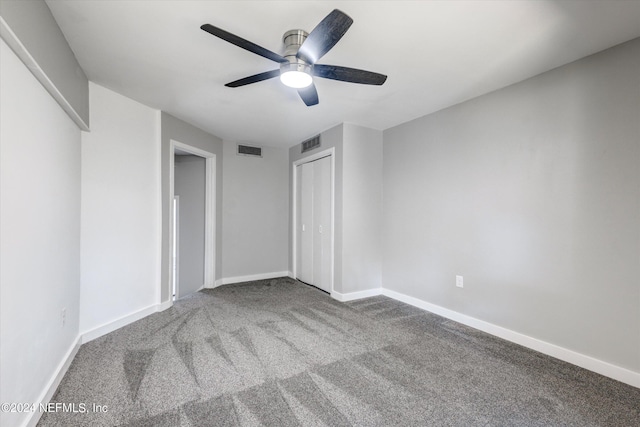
381;288;640;389
23;336;81;427
81;302;169;344
24;282;638;427
332;288;382;302
25;301;172;426
220;271;290;286
157;299;173;312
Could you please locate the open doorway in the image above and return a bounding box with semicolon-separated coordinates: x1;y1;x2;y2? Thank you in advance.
169;140;216;301
174;154;205;298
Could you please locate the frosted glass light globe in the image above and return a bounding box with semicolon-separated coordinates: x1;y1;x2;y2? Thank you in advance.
280;70;313;88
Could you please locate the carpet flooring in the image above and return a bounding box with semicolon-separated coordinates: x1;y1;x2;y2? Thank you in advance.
39;277;640;426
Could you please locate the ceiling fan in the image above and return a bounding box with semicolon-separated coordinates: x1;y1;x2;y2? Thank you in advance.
201;9;387;106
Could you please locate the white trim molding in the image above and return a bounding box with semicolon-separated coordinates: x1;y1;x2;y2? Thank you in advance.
203;156;216;288
26;300;171;426
169;140;216;299
380;288;640;389
157;299;173;312
332;288;382;302
80;302;169;344
220;271;290;286
326;286;640;388
0;17;89;131
23;337;81;427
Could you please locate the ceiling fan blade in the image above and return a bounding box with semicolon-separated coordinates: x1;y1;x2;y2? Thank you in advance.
201;24;287;64
225;70;280;87
314;64;387;85
297;9;353;64
298;83;319;106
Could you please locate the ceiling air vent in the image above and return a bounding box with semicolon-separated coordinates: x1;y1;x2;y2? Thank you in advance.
237;144;262;157
301;135;321;153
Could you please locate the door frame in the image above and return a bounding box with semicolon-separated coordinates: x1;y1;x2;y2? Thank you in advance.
292;147;335;295
172;195;180;300
169;140;216;300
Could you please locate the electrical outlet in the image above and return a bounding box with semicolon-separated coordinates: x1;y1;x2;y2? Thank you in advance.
61;308;66;326
456;275;464;288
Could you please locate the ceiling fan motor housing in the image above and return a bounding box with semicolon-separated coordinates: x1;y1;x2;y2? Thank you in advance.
281;29;312;75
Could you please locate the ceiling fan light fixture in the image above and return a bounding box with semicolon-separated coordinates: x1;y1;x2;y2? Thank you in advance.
202;9;386;106
280;70;313;88
280;61;313;88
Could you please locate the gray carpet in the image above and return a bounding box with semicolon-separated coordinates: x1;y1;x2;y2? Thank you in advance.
39;277;640;426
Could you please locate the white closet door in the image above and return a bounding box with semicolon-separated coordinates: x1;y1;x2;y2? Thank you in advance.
314;156;332;293
298;162;314;284
296;156;332;292
295;164;303;279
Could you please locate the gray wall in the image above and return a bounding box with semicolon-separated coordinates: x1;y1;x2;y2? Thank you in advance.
161;112;223;302
342;124;383;293
289;123;383;295
382;38;640;372
175;155;206;297
222;141;289;279
0;0;89;129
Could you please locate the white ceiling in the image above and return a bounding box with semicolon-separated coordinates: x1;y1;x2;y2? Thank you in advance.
46;1;640;148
